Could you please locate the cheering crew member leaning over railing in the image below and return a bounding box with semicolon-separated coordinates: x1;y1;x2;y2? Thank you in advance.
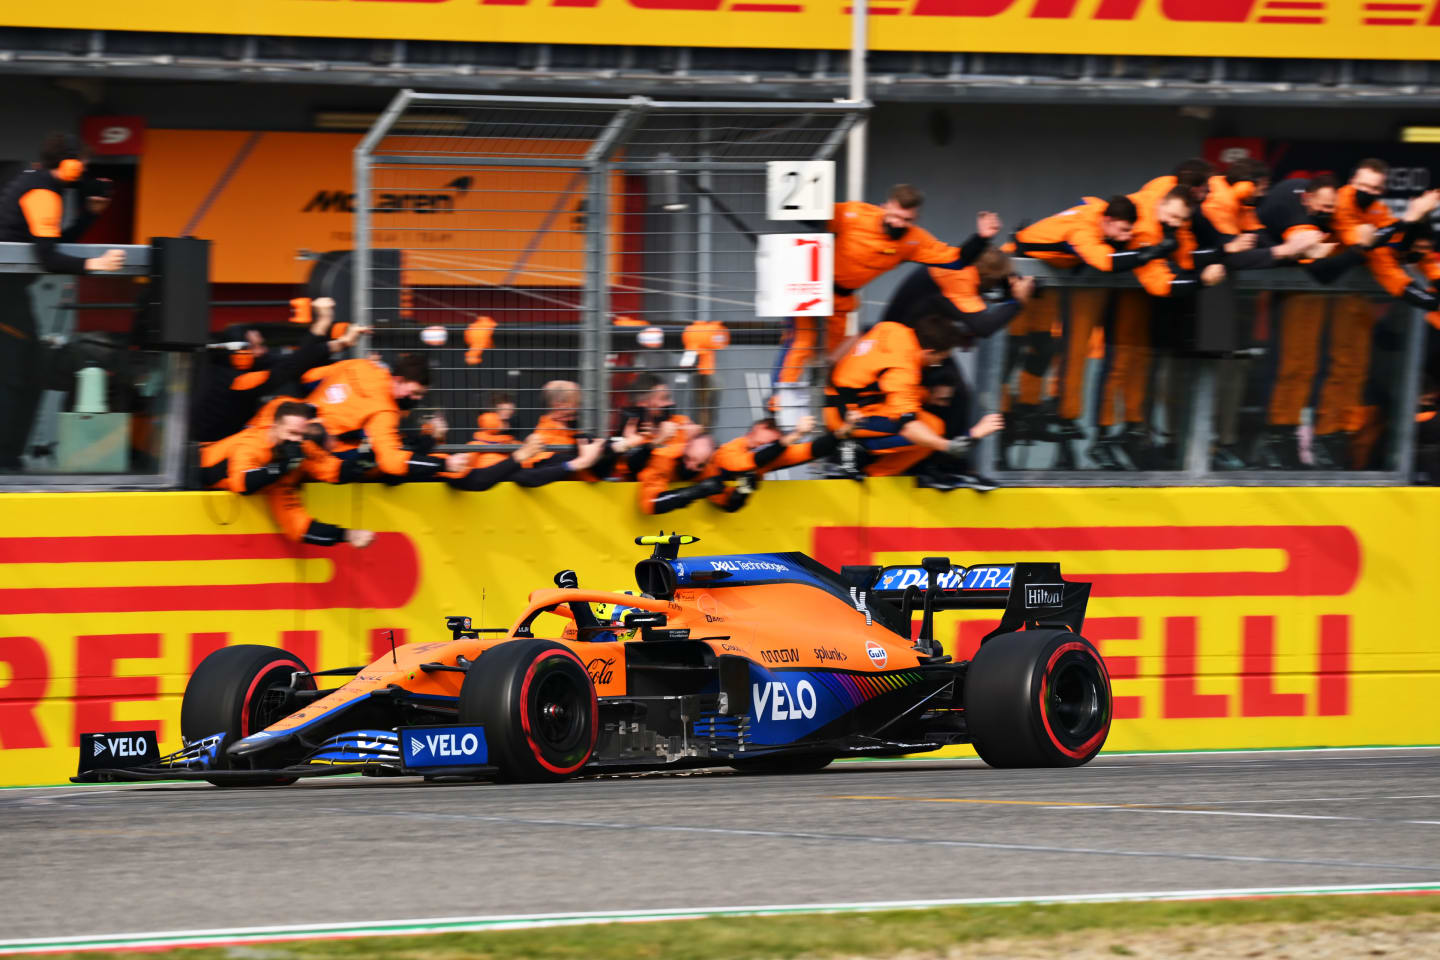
1319;159;1440;468
199;400;374;548
1001;195;1173;449
638;415;857;515
881;247;1034;489
1334;158;1440;317
192;297;369;443
285;353;449;482
770;184;995;413
698;414;859;512
443;429;607;491
633;421;717;515
1255;174;1377;469
0;133;126;472
825;313;1002;484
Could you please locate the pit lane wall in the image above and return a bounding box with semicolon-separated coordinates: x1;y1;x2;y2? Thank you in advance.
2;483;1437;786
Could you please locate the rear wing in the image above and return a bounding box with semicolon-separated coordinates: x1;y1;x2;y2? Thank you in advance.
841;558;1091;651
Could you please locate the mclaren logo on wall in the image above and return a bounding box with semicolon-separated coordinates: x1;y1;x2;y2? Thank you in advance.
302;176;473;215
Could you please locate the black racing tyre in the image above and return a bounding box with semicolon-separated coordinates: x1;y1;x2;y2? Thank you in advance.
963;629;1111;768
458;639;597;783
730;754;834;775
180;645;315;787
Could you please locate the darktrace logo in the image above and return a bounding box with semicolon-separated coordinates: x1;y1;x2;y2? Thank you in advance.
302;176;473;215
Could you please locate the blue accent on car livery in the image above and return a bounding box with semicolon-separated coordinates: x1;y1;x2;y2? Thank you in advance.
231;691;459;753
874;564;1014;592
398;724;489;770
309;729;400;763
673;554;836;593
745;663;847;745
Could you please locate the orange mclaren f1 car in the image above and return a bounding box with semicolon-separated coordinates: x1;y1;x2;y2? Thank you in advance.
73;535;1112;786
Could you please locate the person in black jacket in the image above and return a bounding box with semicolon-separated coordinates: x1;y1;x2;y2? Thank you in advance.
879;248;1033;489
0;133;126;470
191;297;368;443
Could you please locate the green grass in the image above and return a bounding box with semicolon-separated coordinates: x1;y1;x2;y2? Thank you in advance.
31;891;1440;960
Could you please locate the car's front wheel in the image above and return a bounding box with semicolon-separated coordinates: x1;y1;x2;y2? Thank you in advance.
458;640;597;783
963;629;1111;768
180;644;316;787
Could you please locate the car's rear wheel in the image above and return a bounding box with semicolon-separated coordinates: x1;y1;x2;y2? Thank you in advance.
730;754;833;775
180;644;316;787
963;629;1111;768
458;639;597;783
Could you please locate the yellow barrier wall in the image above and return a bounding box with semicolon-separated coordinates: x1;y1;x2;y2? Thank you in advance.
2;482;1436;786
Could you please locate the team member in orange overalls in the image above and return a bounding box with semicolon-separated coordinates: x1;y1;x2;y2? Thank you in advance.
611;373;693;480
771;184;993;410
1006;195;1176;455
494;379;616;482
699;414;859;509
880;248;1034;486
0;133;126;471
634;427;718;515
200;400;374;548
284;353;450;481
824;314;1003;484
682;319;729;428
1256;173;1381;469
444;427;603;491
1085;187;1227;470
1324;159;1440;468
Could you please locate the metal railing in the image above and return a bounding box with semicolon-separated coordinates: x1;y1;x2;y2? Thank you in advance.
970;260;1428;485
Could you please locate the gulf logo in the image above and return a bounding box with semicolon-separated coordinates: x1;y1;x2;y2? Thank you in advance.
865;640;887;669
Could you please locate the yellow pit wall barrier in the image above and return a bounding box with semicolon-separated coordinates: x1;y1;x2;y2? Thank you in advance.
2;481;1437;786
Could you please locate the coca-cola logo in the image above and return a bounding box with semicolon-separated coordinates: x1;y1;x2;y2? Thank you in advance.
586;657;615;686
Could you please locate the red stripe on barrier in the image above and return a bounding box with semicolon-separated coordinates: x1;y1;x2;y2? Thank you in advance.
0;533;420;613
812;525;1361;598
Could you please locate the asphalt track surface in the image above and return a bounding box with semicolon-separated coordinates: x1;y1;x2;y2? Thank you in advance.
2;749;1439;942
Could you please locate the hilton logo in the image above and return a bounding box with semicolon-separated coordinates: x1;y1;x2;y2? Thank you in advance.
1024;584;1063;609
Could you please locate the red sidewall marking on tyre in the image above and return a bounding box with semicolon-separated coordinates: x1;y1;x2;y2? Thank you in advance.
1037;641;1111;760
238;660;304;737
519;649;598;776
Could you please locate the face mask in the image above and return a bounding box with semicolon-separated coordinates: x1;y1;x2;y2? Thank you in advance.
1354;189;1382;210
1243;194;1261;207
675;462;700;482
884;222;909;241
1311;211;1333;231
397;395;421;411
1406;250;1429;264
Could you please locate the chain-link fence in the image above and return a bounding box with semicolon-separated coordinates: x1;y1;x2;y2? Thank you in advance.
354;92;863;449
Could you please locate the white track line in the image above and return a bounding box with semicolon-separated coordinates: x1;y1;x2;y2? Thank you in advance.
1043;805;1440;826
313;807;1440;874
3;883;1438;956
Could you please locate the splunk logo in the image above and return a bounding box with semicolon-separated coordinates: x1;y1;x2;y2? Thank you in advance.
302;176;473;215
752;678;818;722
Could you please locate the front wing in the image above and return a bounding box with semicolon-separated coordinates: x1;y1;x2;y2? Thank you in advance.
71;729;497;783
